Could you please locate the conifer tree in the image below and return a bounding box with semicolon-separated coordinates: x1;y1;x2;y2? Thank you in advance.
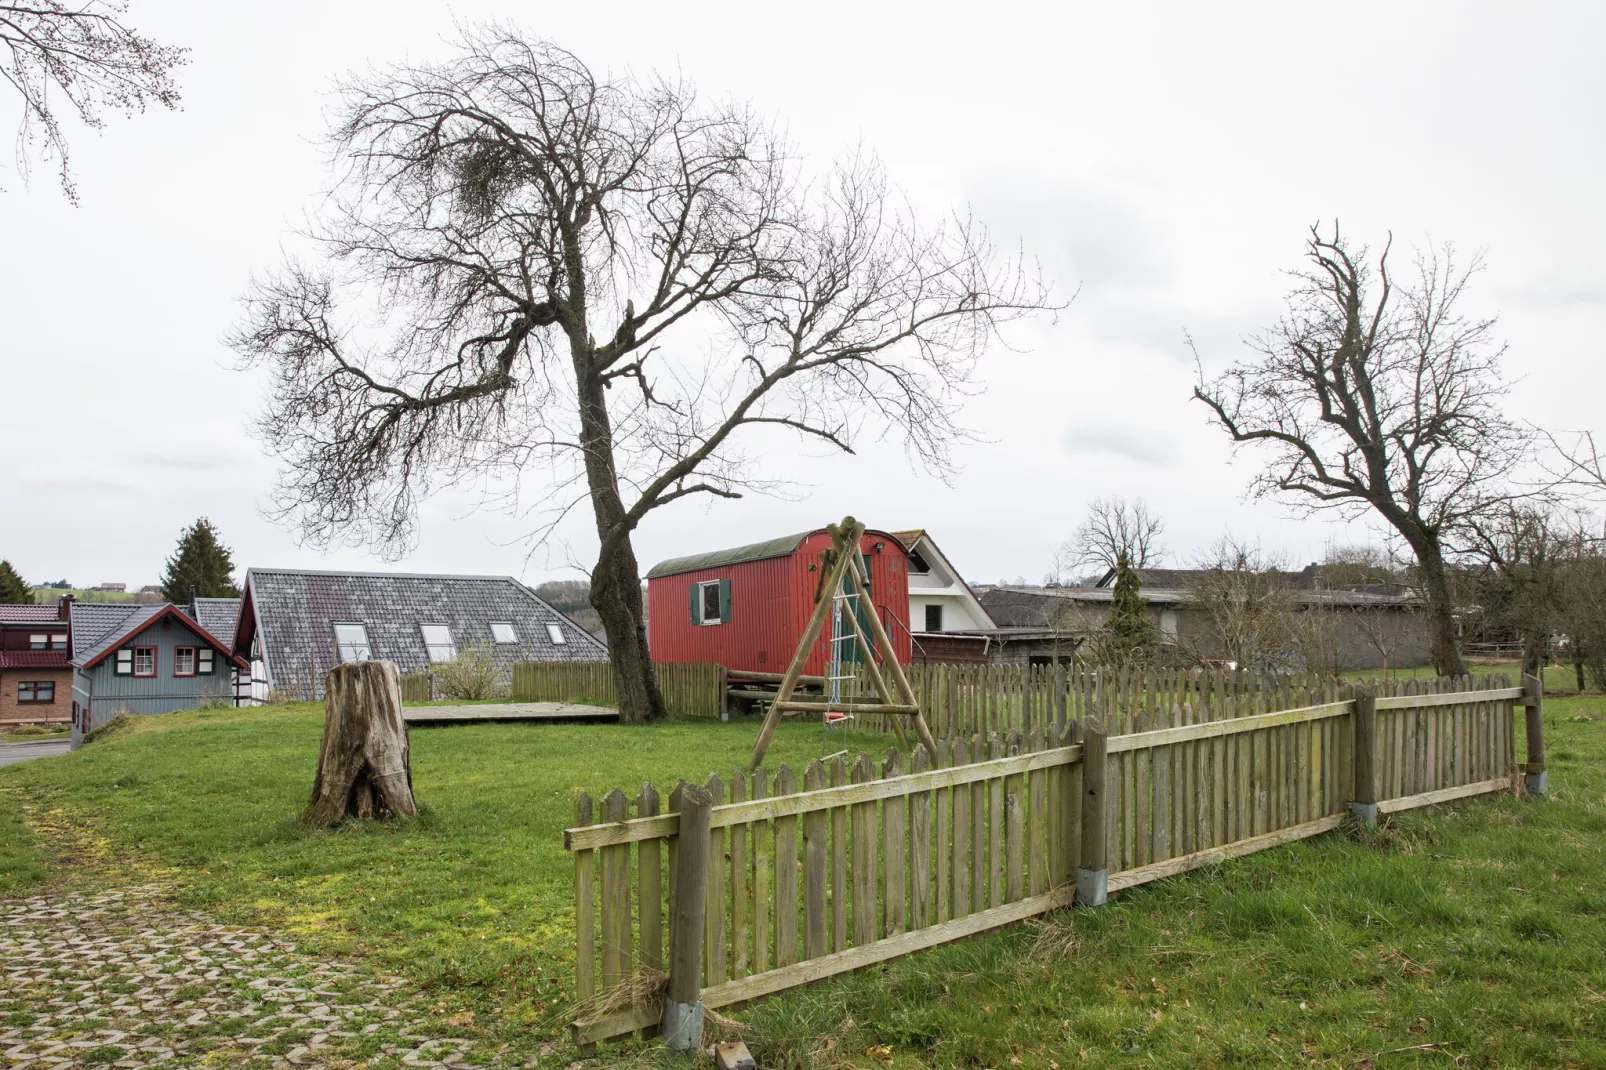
0;560;32;604
1094;551;1159;668
159;519;240;603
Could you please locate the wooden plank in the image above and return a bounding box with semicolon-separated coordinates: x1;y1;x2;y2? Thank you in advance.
851;754;878;946
1109;813;1348;893
1376;776;1513;815
599;788;631;992
704;774;727;988
729;773;749;979
952;736;971;916
883;750;907;937
1106;700;1353;752
573;793;596;1012
1152;741;1171;863
910;746;932;930
830;755;847;953
750;769;770;977
803;761;828;961
1373;687;1524;709
934;739;951;924
773;765;799;968
1080;717;1108;875
563;745;1083;851
970;733;986;912
637;783;662;973
1005;755;1024;904
1029;728;1049;896
989;734;1005;908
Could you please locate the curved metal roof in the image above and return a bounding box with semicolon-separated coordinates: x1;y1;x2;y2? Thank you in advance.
646;531;816;579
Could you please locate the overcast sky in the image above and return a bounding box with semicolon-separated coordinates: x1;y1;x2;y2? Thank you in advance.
3;1;1602;592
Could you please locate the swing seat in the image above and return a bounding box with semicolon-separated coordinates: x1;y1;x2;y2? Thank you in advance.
824;710;854;730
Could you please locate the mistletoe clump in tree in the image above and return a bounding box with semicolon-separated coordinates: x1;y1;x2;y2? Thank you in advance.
230;26;1053;723
159;518;239;603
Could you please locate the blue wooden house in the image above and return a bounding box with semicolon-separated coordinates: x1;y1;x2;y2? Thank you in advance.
69;601;247;744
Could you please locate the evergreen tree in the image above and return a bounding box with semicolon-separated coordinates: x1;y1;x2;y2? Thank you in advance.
0;560;32;604
1095;551;1160;668
159;519;240;603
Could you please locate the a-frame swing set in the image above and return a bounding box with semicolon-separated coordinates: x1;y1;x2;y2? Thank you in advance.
746;517;938;771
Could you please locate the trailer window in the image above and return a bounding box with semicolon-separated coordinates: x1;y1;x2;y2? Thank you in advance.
701;581;722;623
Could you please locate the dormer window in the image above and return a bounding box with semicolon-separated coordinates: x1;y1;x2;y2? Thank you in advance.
546;623;567;645
333;623;371;663
490;622;518;644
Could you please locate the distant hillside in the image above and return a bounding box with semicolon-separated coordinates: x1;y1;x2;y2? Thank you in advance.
533;580;605;638
29;586;161;604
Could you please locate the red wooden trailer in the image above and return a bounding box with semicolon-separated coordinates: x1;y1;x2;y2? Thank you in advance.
646;527;914;677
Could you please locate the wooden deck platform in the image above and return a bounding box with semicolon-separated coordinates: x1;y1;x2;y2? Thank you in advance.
402;702;618;725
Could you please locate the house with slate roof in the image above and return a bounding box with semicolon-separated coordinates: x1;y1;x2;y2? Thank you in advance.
0;601;73;726
69;601;248;743
232;568;607;702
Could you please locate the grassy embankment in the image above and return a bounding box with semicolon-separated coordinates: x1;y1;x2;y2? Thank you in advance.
0;682;1601;1066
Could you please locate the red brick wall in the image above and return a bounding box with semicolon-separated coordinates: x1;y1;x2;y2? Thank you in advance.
0;668;74;724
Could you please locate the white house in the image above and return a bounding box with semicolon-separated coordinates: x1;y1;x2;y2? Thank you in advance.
891;530;996;664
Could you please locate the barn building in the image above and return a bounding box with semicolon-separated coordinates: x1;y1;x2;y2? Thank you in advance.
646;528;914;677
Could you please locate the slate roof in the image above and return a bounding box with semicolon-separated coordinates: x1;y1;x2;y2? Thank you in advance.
0;604;65;622
978;584;1423;614
190;598;241;646
0;650;70;669
69;603;167;666
647;532;814;579
240;568;608;700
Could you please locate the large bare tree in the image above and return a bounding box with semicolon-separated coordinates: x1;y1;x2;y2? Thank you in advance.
1051;496;1165;583
1;0;186;200
231;28;1052;723
1193;224;1528;677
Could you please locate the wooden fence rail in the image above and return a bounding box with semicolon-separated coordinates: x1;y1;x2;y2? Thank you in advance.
562;673;1534;1048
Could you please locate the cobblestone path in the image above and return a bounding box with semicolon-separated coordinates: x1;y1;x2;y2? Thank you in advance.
1;885;530;1068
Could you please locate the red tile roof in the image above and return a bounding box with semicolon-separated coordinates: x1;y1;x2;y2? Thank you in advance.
0;604;64;622
0;650;71;669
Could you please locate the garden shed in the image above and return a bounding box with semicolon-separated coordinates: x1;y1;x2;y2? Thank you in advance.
646;527;913;677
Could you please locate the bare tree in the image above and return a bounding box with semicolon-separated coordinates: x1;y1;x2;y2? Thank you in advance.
1193;223;1529;677
230;28;1053;723
1460;504;1578;677
1;1;186;200
1052;496;1165;582
1183;536;1301;672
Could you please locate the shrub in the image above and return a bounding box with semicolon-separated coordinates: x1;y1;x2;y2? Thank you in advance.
432;642;508;701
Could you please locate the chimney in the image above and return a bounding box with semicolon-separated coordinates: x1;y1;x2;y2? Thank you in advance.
58;594;74;620
189;583;198;613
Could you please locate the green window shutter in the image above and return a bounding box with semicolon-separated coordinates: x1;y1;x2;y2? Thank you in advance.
719;579;732;624
689;583;702;625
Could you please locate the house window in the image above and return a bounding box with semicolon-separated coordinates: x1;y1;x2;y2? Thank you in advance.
490;622;518;644
18;681;54;703
115;648;134;675
29;633;47;650
420;624;456;663
133;646;156;677
924;604;944;633
333;623;371;663
691;579;730;625
546;623;567;645
198;648;215;675
174;647;196;677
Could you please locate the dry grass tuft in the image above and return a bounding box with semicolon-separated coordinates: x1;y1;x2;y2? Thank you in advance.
1024;916;1082;964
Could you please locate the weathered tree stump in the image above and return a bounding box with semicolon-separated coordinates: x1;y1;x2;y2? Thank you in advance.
302;660;418;829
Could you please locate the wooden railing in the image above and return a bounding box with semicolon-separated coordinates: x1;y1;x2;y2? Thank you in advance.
562;673;1536;1048
508;661;722;717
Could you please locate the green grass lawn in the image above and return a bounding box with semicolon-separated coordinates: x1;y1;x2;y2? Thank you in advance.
1;695;1602;1067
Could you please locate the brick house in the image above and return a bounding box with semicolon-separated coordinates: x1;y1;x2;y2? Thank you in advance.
0;601;73;726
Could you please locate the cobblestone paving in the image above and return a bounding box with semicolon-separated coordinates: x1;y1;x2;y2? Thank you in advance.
1;885;533;1068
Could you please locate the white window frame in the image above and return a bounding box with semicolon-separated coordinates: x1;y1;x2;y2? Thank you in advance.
174;647;197;678
29;633;48;650
133;646;156;677
698;580;723;625
115;648;134;675
490;622;518;644
420;623;456;663
545;623;567;645
197;648;216;675
333;623;372;663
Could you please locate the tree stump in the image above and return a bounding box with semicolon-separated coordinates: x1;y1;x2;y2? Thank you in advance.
302;660;418;828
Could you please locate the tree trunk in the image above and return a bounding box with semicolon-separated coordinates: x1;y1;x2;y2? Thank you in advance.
1411;539;1469;677
576;370;665;724
302;660;417;829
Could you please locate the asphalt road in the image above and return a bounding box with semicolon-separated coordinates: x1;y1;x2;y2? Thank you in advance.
0;740;71;767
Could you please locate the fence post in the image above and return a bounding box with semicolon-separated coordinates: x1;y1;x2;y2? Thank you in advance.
1076;716;1108;908
1351;689;1378;827
663;783;712;1051
1522;673;1547;797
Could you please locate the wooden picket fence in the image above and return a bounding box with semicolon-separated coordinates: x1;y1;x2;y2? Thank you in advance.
562;673;1536;1048
509;661;722;717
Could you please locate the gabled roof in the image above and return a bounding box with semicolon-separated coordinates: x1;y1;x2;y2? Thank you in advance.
647;532;814;580
0;604;66;622
238;567;608;700
190;597;241;647
890;528;997;632
69;602;245;670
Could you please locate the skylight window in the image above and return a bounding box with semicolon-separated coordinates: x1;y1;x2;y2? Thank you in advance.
490;622;518;644
546;623;567;645
420;624;456;662
334;623;371;663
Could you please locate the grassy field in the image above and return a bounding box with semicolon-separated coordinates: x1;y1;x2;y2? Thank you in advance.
0;691;1602;1067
